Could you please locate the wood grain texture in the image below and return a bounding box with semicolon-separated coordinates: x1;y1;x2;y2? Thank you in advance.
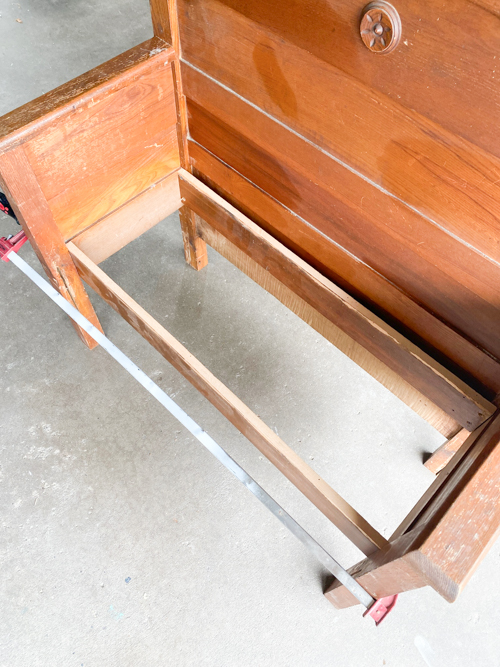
0;146;103;348
183;61;500;371
188;140;500;397
178;0;500;266
178;206;208;270
390;421;491;542
68;241;388;556
70;170;181;264
0;38;173;152
149;0;172;42
179;169;495;430
202;0;500;157
20;52;179;240
167;0;209;270
325;412;500;606
197;216;460;438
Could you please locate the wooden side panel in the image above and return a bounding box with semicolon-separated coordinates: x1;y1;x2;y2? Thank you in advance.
70;170;182;264
68;241;389;557
179;170;495;431
188;141;500;397
0;38;171;148
0;147;103;349
20;52;179;240
178;0;500;265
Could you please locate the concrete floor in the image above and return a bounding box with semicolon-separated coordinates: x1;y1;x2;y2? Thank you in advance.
0;2;499;665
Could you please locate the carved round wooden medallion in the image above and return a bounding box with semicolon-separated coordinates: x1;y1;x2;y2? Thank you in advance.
360;2;401;54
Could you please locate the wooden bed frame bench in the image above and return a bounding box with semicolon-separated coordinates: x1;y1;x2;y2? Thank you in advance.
1;0;500;612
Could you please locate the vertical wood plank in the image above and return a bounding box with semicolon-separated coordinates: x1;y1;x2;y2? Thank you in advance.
159;0;208;270
326;413;500;607
149;0;172;43
0;146;103;348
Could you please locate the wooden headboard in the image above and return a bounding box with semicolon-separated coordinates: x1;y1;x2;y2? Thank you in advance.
176;0;500;402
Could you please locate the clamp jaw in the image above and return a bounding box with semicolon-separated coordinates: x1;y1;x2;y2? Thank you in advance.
363;595;398;625
0;231;28;261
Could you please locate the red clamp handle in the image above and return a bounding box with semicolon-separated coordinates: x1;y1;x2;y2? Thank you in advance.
0;231;28;262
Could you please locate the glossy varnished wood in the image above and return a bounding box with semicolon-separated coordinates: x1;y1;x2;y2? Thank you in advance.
0;38;172;151
195;0;500;158
20;49;179;240
182;63;500;393
178;0;500;266
188;141;500;398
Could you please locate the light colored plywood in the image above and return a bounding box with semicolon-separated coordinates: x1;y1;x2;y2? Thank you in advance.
70;170;182;264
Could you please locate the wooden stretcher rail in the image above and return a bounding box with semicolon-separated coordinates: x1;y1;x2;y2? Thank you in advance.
67;241;389;557
178;170;495;432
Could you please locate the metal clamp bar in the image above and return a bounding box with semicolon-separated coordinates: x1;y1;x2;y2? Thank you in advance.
1;235;394;618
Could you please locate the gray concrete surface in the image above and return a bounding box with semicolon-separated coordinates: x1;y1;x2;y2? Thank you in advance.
0;2;498;665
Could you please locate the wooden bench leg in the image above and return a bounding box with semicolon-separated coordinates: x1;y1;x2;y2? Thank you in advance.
179;206;208;270
0;147;103;349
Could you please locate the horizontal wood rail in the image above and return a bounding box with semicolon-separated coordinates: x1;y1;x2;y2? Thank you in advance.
179;169;495;432
67;241;389;557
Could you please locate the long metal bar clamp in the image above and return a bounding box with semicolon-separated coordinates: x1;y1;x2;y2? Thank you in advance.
0;231;398;625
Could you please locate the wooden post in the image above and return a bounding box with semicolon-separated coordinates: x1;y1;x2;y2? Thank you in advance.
150;0;208;271
0;147;103;349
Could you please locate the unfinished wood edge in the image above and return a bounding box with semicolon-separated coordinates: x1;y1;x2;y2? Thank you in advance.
179;208;208;270
70;169;182;264
67;240;389;556
196;220;459;438
0;38;175;154
179;169;495;431
424;428;471;474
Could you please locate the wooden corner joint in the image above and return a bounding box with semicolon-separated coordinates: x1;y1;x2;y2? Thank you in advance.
325;412;500;607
